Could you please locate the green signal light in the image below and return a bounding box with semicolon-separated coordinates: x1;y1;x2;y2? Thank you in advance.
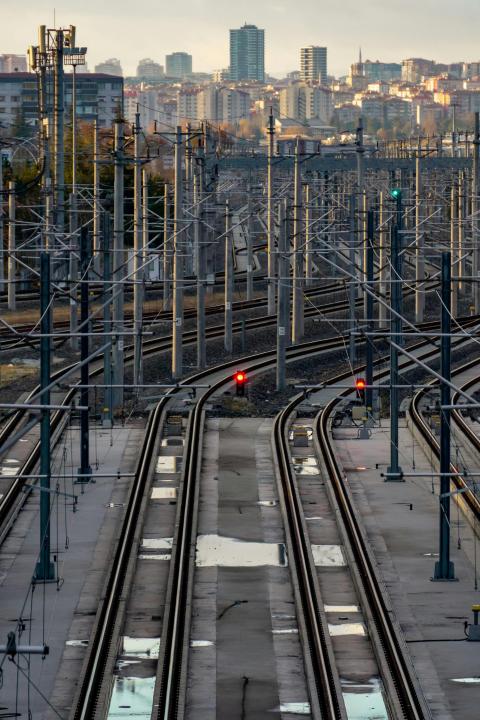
390;188;402;199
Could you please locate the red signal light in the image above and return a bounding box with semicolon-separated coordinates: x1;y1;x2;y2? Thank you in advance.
234;371;247;396
355;378;366;390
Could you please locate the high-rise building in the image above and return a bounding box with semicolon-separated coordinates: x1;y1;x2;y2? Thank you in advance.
94;58;123;76
229;24;265;83
136;58;164;82
300;46;327;84
166;52;193;79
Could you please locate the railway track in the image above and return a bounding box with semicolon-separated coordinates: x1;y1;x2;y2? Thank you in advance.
71;333;358;719
0;283;342;350
409;356;480;524
307;327;480;719
70;321;480;720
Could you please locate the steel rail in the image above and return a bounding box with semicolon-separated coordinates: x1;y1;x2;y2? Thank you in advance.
273;398;344;719
72;335;360;720
312;335;480;719
409;357;480;521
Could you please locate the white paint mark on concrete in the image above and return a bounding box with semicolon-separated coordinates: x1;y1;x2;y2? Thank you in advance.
328;623;366;637
196;534;287;567
122;637;160;658
190;640;214;647
451;677;480;684
151;487;177;499
311;544;346;567
325;605;360;613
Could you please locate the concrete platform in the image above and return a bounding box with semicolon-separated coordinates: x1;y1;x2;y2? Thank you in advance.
0;422;142;719
187;417;310;719
334;418;480;720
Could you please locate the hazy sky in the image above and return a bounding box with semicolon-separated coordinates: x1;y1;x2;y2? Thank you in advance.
2;0;479;77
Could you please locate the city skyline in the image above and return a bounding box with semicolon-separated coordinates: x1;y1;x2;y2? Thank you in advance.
2;0;480;78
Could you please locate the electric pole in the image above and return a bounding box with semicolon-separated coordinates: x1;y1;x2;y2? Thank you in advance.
292;138;304;343
112;119;125;409
172;126;184;379
224;201;233;354
35;251;55;581
277;199;289;390
133;111;144;387
7;181;15;311
434;252;455;580
267;108;276;314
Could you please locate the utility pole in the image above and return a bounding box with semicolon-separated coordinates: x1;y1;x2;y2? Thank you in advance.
93;117;101;275
78;227;92;481
348;194;356;365
415;140;424;322
35;251;55;581
473;113;480;313
172;126;184;379
112;119;125;409
267;108;276;314
246;183;254;301
224;201;233;354
194;162;206;368
53;29;65;236
434;251;455;580
458;171;465;293
450;181;458;317
356;116;365;192
378;191;388;327
142;168;149;280
276;200;289;390
365;210;374;415
0;152;3;288
163;183;171;308
102;212;113;427
387;224;403;480
133;111;144;387
292;138;304;343
69;192;78;351
305;184;313;285
7;181;15;311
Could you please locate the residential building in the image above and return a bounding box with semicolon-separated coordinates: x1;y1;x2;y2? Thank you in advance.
177;87;199;122
333;103;358;127
166;52;192;79
0;54;27;73
462;62;480;79
279;83;304;121
136;58;164;82
280;82;332;124
300;46;327;84
219;88;250;123
193;85;251;123
384;97;411;123
0;72;123;131
304;85;333;123
401;58;436;83
125;87;161;129
229;24;265;83
94;58;123;76
212;68;230;83
364;61;401;82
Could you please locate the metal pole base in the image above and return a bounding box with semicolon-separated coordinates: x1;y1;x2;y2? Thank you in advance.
385;466;404;482
76;466;93;484
432;560;456;581
34;561;55;582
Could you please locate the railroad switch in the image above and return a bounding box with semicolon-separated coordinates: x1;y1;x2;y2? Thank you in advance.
466;605;480;641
